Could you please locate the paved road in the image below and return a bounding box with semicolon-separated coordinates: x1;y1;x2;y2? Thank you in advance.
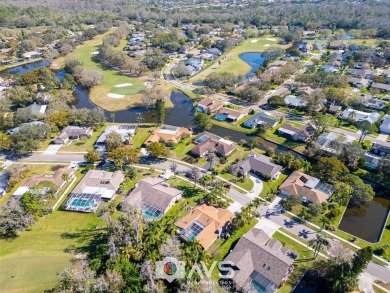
257;202;390;284
23;154;85;162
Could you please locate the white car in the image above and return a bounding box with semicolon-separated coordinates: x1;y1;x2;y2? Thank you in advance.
159;170;173;180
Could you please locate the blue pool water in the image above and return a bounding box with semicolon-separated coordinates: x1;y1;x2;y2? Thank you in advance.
215;115;226;121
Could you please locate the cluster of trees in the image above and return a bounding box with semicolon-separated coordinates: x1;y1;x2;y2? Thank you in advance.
97;45;147;77
313;247;373;293
237;83;264;103
297;72;348;89
63;59;103;89
203;72;238;91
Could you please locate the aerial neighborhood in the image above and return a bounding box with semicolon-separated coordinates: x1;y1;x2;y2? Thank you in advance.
0;0;389;292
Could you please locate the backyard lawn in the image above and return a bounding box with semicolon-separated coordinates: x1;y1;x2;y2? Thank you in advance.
0;207;103;293
59;124;106;152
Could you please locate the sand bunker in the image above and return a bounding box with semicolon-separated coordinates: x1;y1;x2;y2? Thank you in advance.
108;93;124;99
264;44;270;47
251;39;258;43
115;83;133;87
266;38;277;41
144;82;153;88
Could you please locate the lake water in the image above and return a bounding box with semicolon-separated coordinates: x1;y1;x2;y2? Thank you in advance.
339;196;390;243
239;52;265;79
0;61;195;126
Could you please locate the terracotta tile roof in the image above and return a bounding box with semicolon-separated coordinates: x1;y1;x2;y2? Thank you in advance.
278;171;334;204
175;204;234;249
145;125;192;145
23;167;72;188
190;137;235;157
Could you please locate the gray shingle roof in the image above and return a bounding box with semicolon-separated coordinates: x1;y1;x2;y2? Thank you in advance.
224;228;295;289
236;154;282;178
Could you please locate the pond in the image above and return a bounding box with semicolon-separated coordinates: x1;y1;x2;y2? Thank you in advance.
339;196;390;243
0;61;195;127
239;52;265;79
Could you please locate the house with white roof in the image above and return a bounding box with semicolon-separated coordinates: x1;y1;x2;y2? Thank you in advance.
95;125;137;150
380;114;390;134
339;107;381;124
316;132;355;154
284;95;307;108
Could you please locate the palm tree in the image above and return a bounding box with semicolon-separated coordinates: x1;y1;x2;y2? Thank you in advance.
232;212;246;229
136;112;144;126
189;167;201;188
61;173;70;182
308;234;330;259
320;216;331;229
348;110;357;123
170;160;178;177
110;113;115;123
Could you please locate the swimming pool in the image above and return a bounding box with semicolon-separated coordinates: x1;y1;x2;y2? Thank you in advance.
142;210;161;220
71;199;93;207
214;115;226;121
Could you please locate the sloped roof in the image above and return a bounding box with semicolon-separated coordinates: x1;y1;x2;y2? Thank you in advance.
236;154;282;177
191;137;235;157
224;228;295;289
126;177;182;212
175;204;234;249
278;171;333;204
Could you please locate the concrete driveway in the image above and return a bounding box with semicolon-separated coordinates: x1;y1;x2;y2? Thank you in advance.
247;172;263;198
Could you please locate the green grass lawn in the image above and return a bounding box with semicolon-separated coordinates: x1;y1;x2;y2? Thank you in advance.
53;30;149;112
260;172;289;201
273;231;318;293
190;37;288;83
132;126;153;148
219;173;254;191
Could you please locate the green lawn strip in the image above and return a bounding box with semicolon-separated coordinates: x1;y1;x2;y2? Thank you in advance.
211;119;254;134
272;231;318;293
131;126;154;148
260;172;289;201
60;124;106;152
110;84;145;95
219;173;254;191
174;137;195;159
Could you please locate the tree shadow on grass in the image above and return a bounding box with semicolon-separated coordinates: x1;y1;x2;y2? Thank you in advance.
61;228;107;256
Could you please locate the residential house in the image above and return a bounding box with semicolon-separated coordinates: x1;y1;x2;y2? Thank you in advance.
22;51;42;59
329;41;347;50
284;95;307;107
125;177;182;220
215;107;249;122
269;86;291;98
345;69;374;79
186;58;204;70
328;104;342;114
185;65;197;76
235;154;282;179
320;64;339;73
279;171;335;204
2;36;17;42
207;48;222;56
144;125;192;145
224;228;296;293
17;102;47;116
0;171;9;196
371;82;390;93
380;114;390;134
12;167;74;200
243;112;279;129
364;143;390;169
69;170;124;201
316;132;354;154
339;107;381;123
347;77;371;89
7;121;45;135
197;98;224;113
191;137;235;157
95;125;137;149
364;98;387;110
299;42;313;53
303;30;316;36
296;86;315;96
175;204;234;249
54;126;93;144
200;53;215;61
312;42;325;50
278;123;315;142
